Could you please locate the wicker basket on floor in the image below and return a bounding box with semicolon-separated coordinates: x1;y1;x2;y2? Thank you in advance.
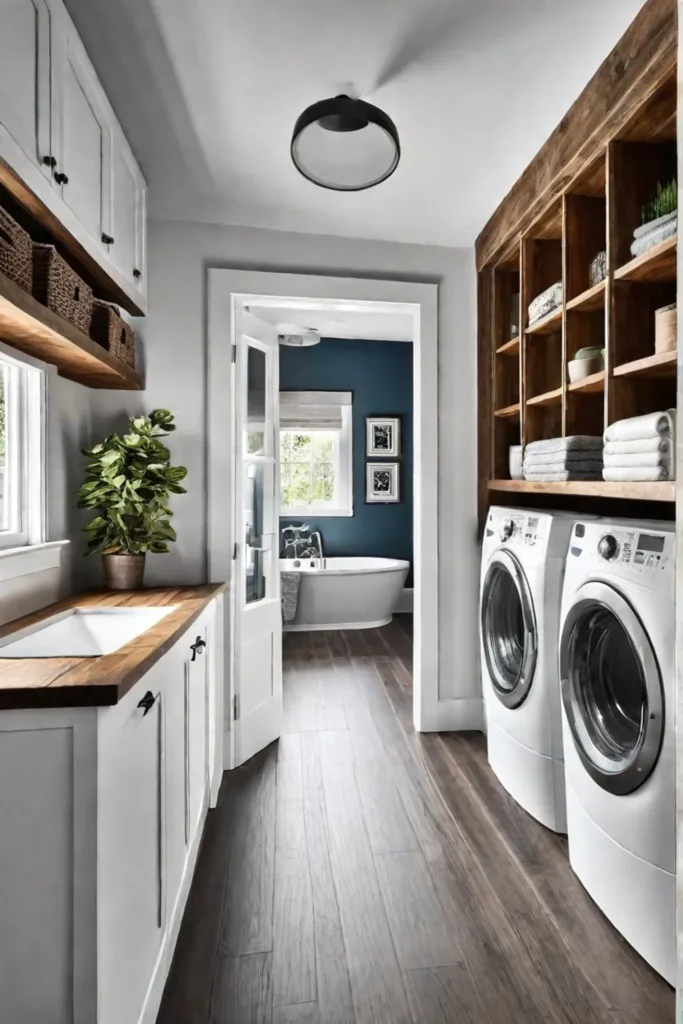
90;299;136;369
0;206;32;294
32;243;93;333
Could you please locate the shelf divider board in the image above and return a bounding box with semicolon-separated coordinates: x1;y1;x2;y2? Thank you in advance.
606;141;618;433
567;370;606;393
488;478;674;502
613;350;677;378
566;279;606;312
0;270;143;390
494;402;521;419
614;235;676;283
526;387;563;408
496;336;520;355
525;306;563;335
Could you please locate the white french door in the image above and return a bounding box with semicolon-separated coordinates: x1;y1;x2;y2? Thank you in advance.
230;310;282;767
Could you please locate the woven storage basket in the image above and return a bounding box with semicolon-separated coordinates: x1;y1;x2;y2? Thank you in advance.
0;206;32;294
33;244;93;333
90;299;136;369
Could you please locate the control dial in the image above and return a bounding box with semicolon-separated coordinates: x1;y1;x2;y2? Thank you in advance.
500;518;515;542
598;534;619;561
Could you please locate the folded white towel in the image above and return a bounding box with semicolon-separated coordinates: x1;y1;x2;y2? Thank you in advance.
524;470;604;482
604;410;676;444
603;466;672;482
633;211;677;240
603;451;671;469
523;450;603;468
525;436;603;456
604;437;672;456
630;215;677;258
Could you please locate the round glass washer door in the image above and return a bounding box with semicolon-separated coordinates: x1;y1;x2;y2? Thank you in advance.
559;581;664;795
480;549;537;709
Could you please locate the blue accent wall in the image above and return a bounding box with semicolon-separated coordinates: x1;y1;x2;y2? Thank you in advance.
280;337;413;576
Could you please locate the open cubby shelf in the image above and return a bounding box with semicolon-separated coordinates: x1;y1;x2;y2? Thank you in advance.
481;66;677;508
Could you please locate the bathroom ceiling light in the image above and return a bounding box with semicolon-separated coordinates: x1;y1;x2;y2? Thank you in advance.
279;332;321;347
291;94;400;192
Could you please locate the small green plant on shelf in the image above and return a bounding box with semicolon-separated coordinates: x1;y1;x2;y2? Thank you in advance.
641;178;677;225
77;409;187;557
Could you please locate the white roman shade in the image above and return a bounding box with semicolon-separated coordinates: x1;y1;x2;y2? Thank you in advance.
280;391;352;430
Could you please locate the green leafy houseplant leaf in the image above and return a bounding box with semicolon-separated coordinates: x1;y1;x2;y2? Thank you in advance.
77;410;188;556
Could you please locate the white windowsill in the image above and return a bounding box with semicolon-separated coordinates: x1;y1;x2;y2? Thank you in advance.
281;508;354;519
0;540;70;582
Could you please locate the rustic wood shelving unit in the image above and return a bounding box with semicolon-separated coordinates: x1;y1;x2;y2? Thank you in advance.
477;0;677;521
0;270;143;390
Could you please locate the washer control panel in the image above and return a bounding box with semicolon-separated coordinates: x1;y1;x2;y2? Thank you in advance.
589;527;672;578
489;513;541;547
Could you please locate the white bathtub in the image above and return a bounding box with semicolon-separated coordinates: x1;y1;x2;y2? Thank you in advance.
280;556;410;631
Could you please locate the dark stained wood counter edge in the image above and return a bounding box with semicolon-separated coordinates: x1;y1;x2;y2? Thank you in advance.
475;0;677;270
0;584;226;711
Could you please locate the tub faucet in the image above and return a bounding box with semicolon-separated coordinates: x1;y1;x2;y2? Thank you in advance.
309;531;325;569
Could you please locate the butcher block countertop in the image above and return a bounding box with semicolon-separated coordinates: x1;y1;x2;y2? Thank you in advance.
0;584;226;710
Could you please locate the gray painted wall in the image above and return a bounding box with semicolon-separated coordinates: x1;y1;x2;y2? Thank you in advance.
90;219;479;705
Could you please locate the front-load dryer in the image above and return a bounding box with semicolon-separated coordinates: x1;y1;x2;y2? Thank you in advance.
480;506;584;833
559;518;675;984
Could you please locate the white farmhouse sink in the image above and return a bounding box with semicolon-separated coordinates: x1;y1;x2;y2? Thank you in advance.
0;606;177;658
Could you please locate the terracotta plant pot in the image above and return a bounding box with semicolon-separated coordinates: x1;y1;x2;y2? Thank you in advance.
102;553;146;591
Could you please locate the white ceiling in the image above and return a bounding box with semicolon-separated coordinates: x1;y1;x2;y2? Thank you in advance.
250;305;414;343
65;0;646;247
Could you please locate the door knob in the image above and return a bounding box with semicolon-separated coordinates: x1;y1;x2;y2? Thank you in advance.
190;637;206;662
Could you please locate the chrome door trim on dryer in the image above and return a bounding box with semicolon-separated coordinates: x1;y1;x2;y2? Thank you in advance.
560;580;664;796
481;548;537;710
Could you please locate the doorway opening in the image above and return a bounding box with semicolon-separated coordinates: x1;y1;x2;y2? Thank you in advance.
207;271;438;769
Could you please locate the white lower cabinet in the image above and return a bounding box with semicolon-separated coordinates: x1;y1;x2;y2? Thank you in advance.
0;597;223;1024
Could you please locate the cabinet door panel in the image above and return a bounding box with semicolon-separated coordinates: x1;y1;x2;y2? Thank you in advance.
111;137;145;286
0;0;51;171
186;621;209;843
98;671;165;1024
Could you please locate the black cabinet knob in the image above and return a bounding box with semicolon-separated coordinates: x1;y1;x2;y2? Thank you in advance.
42;155;56;168
102;233;114;245
137;690;157;716
190;637;207;662
133;268;142;280
53;170;69;185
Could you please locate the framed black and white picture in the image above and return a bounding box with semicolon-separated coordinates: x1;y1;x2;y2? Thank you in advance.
366;462;400;504
366;416;401;458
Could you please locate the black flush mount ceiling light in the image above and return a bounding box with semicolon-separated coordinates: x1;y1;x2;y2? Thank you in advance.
291;94;400;192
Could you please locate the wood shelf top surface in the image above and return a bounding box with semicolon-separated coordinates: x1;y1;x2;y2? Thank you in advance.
614;236;677;283
566;279;606;313
0;585;226;709
488;479;674;502
0;271;143;390
496;335;520;356
526;306;563;335
613;350;676;378
494;402;521;419
526;387;563;408
567;370;605;393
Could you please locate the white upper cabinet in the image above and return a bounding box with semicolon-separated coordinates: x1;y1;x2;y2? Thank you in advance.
52;25;111;250
0;0;147;312
0;0;52;178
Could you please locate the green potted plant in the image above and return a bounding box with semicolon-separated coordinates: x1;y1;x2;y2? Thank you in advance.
77;409;187;590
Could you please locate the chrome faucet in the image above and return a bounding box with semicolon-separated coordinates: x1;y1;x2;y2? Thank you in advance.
309;531;325;569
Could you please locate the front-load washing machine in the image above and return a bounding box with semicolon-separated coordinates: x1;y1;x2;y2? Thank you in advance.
559;518;675;983
480;506;584;833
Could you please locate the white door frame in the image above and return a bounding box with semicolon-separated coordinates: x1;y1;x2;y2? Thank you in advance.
207;269;438;765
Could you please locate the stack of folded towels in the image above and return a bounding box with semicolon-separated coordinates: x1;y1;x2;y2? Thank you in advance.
603;410;676;482
523;436;604;481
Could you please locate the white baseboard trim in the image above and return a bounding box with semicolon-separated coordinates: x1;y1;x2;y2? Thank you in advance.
433;697;484;732
395;588;414;614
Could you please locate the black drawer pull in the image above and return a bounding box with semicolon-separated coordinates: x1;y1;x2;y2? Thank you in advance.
53;170;68;185
137;690;157;716
190;637;206;662
133;268;141;279
42;155;56;168
102;233;114;245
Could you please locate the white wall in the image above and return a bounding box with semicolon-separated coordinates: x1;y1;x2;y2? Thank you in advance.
91;219;479;705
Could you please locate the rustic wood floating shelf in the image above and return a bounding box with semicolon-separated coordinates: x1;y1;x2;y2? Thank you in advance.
488;479;675;503
0;271;143;390
526;307;562;336
526;387;563;408
567;370;605;394
613;236;677;283
496;336;520;356
566;280;606;313
613;350;677;378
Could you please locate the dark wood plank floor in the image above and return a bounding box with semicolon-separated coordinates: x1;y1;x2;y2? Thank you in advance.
158;616;674;1024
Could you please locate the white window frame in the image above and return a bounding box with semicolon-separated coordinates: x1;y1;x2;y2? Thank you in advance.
0;344;47;550
280;405;353;518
